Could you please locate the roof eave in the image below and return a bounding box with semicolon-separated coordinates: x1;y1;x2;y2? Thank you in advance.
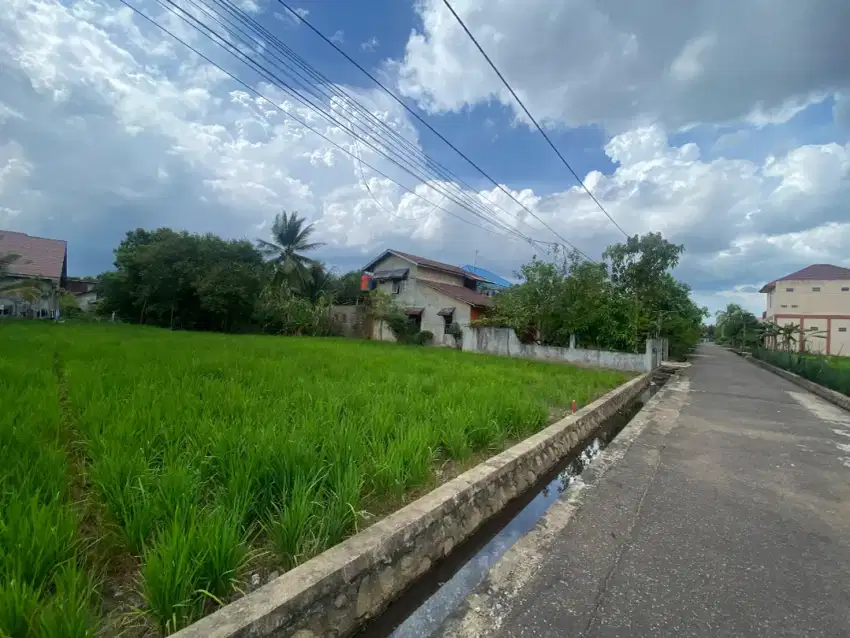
362;249;418;273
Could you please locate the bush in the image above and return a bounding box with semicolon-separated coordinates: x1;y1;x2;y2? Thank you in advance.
754;348;850;397
414;331;434;346
59;291;84;319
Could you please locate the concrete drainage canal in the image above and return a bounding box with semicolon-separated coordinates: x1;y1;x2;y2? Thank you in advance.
360;366;675;638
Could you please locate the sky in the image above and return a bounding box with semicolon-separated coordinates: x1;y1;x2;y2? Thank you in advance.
1;0;849;316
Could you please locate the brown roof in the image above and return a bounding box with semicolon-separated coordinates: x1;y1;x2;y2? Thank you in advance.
0;230;67;281
364;249;486;281
421;280;494;308
759;264;850;292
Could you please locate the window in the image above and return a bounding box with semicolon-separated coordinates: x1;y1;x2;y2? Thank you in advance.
791;305;798;308
842;287;850;292
839;328;848;333
812;286;821;292
786;287;794;292
391;280;402;295
780;304;788;308
443;314;453;333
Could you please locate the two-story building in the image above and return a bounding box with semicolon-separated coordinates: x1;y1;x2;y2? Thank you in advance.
363;249;495;342
760;264;850;355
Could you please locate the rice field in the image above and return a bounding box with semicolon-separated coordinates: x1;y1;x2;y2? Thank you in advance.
0;321;628;635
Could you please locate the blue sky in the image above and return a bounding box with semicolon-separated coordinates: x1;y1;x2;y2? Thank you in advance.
1;0;849;315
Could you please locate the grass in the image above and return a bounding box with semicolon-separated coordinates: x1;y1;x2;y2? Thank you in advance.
754;347;850;396
0;321;629;635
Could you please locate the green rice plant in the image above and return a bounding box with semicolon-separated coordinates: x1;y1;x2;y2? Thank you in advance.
263;471;324;571
1;321;629;631
37;562;99;638
88;451;157;555
138;508;203;634
0;495;78;592
319;462;363;546
194;507;252;602
0;578;41;637
369;425;434;496
153;462;202;524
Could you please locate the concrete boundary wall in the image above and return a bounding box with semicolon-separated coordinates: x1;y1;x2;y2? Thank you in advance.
747;356;850;412
461;326;664;373
174;374;651;638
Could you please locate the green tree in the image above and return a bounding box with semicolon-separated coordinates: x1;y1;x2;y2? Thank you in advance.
99;228;266;332
482;233;704;358
715;304;760;350
257;212;324;292
327;270;363;305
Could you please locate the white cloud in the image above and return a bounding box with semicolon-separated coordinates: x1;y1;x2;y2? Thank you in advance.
330;30;345;44
274;6;308;25
0;0;847;322
361;37;379;52
397;0;850;131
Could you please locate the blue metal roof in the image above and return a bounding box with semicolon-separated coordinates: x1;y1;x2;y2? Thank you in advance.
461;265;512;288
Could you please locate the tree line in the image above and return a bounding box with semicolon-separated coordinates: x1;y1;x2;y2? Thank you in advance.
479;233;707;359
92;217;705;358
713;303;824;353
97;212;361;334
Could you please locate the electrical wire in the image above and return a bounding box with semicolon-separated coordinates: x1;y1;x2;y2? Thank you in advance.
118;0;532;245
164;0;538;245
204;0;568;249
201;0;530;242
275;0;599;261
352;138;438;222
439;0;629;238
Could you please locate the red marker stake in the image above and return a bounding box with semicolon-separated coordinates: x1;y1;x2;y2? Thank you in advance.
571;400;577;414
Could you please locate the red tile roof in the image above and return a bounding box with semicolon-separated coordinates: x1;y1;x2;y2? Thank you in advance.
759;264;850;292
364;249;486;281
0;230;67;281
420;280;494;308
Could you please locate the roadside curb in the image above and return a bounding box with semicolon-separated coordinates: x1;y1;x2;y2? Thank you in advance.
173;374;651;638
745;356;850;413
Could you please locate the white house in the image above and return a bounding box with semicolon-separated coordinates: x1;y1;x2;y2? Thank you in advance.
363;249;495;342
0;230;67;318
66;277;99;311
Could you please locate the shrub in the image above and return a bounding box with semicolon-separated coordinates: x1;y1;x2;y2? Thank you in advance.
414;330;434;346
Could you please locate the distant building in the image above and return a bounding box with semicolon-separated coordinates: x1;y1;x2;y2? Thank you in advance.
461;265;512;293
0;230;67;318
362;249;493;342
760;264;850;355
65;277;99;311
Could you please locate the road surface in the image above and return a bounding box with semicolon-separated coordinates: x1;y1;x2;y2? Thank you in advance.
438;345;850;637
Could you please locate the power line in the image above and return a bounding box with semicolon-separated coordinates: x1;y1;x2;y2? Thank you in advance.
196;0;537;244
274;0;598;262
118;0;532;246
352;138;437;222
165;0;539;245
209;0;580;252
439;0;630;239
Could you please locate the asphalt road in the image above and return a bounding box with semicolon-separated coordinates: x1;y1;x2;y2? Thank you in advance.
438;345;850;638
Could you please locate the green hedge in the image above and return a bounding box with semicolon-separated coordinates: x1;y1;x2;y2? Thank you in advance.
753;349;850;397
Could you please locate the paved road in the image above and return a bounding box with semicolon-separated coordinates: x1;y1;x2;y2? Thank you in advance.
439;345;850;637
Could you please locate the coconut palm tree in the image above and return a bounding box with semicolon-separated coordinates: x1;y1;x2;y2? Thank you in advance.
257;211;324;292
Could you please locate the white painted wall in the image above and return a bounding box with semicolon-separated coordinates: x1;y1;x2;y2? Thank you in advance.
372;279;474;342
767;279;850;317
0;278;58;317
461;326;665;372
